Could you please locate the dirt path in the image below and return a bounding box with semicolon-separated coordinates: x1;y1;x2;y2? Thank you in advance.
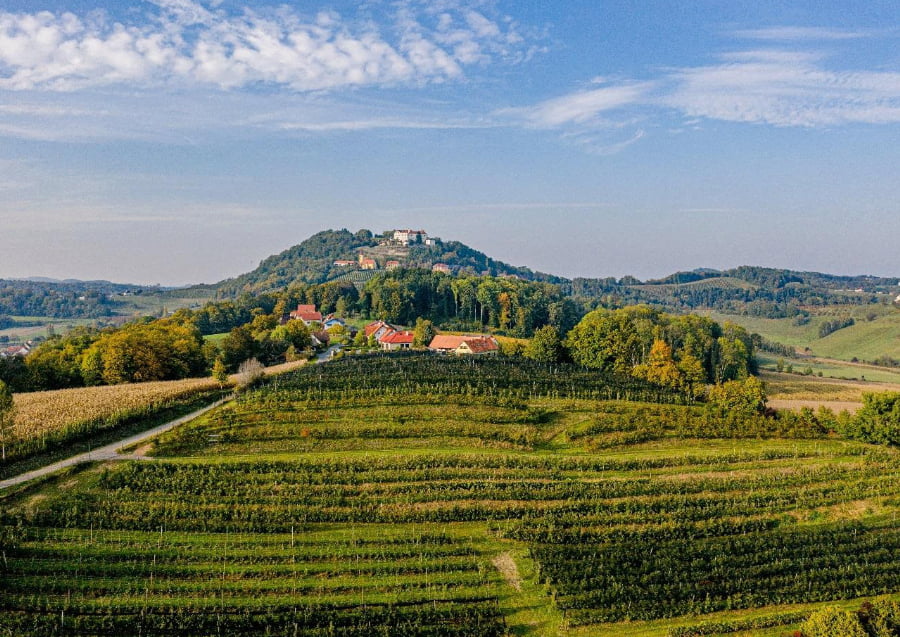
0;355;328;492
492;552;522;591
0;396;231;491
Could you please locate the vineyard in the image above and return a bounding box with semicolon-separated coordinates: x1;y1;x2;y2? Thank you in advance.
3;353;900;635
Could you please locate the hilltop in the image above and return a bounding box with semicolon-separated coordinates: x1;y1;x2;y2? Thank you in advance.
212;228;564;296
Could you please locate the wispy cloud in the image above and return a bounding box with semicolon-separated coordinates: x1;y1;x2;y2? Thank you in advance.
0;0;528;91
664;49;900;127
511;81;653;128
731;26;875;41
507;38;900;148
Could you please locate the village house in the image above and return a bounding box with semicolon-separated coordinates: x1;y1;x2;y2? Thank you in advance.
428;334;499;355
385;260;401;271
333;259;355;267
0;343;30;358
322;315;346;330
364;320;396;342
289;304;323;326
432;263;451;274
380;330;415;351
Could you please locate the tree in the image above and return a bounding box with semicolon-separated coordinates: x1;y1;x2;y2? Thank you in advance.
844;391;900;445
633;339;682;389
212;358;229;388
526;325;563;363
235;358;265;390
413;318;437;348
706;376;767;417
221;325;258;371
0;380;14;461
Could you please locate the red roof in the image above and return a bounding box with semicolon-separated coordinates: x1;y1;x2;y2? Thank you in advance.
461;336;499;353
381;330;415;345
295;304;316;313
293;311;322;322
365;321;392;337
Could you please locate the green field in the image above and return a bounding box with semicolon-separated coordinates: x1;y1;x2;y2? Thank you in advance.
709;308;900;363
756;353;900;384
3;355;900;636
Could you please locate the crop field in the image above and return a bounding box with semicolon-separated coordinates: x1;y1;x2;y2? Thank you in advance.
3;354;900;636
4;377;225;469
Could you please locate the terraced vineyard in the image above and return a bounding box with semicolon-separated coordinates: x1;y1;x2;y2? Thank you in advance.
3;354;900;636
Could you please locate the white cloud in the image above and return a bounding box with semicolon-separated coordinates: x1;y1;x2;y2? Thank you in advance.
0;0;528;91
664;50;900;127
732;26;874;41
508;82;651;127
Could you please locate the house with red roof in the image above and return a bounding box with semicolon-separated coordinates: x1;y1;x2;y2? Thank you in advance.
364;321;396;342
380;330;415;351
432;263;451;274
289;304;323;325
428;334;499;355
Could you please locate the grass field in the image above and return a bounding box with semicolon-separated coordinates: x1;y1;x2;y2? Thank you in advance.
0;316;98;342
3;355;900;636
755;352;900;384
709;308;900;363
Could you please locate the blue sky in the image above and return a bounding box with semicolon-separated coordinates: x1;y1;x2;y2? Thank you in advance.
0;0;899;285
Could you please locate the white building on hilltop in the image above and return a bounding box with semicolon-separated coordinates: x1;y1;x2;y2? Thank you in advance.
393;229;428;245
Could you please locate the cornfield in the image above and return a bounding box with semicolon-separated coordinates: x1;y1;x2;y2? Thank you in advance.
5;377;223;463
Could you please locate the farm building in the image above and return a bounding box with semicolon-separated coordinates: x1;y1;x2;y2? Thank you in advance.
428;335;499;355
380;330;415;351
289;304;323;325
364;321;396;342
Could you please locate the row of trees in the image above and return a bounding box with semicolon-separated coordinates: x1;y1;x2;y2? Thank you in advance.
0;307;315;391
359;270;582;337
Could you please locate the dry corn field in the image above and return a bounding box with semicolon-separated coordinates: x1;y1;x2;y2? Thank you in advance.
5;377;223;463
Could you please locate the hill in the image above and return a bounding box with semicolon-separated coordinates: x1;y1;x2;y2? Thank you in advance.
212;229;564;296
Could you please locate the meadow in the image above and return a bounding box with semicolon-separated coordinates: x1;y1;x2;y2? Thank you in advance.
709;308;900;364
3;354;900;636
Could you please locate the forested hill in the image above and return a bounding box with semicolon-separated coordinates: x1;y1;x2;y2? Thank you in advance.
0;279;140;319
212;228;564;296
568;266;900;317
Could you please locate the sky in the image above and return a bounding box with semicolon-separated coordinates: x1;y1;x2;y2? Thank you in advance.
0;0;899;285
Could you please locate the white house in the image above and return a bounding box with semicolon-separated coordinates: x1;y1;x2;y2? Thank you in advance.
393;229;428;245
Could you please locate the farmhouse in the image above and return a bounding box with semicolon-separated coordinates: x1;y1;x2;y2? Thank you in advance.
385;260;401;270
364;320;396;342
380;330;415;351
1;343;30;358
432;263;451;274
323;316;346;330
333;259;355;267
428;334;499;355
289;304;323;325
